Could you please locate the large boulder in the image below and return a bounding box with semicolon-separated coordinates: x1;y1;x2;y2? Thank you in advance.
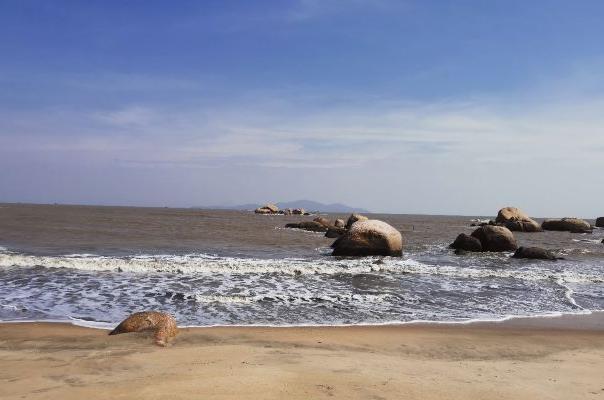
471;225;518;252
512;246;558;260
449;233;483;252
345;213;368;229
331;220;402;257
596;217;604;228
541;218;592;233
495;207;542;232
285;221;329;232
334;219;345;228
255;203;279;214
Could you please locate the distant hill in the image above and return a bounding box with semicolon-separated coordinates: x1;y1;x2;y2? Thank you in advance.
197;200;369;213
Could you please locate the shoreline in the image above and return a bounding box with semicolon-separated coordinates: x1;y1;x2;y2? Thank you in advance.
1;315;604;399
2;309;603;331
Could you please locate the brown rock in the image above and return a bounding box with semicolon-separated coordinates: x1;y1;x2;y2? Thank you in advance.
285;221;329;232
325;226;346;238
254;203;279;214
495;207;542;232
541;218;592;233
334;219;345;228
449;233;483;252
109;311;178;347
313;217;332;227
471;225;518;252
332;219;403;257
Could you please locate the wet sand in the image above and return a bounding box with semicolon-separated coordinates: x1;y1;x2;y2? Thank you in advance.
1;314;603;399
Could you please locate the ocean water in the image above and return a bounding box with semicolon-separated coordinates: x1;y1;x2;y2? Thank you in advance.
0;203;603;328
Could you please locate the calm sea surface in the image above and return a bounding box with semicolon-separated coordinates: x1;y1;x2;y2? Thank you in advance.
1;203;603;327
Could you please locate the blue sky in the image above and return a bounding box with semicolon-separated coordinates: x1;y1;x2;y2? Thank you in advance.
1;0;603;216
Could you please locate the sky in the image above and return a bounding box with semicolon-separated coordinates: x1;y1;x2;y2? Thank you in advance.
1;0;603;217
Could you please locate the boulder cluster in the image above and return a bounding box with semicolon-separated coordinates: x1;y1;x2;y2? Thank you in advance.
254;203;309;215
452;206;604;259
286;213;403;257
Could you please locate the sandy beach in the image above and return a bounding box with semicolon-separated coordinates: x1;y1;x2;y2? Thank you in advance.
1;314;603;400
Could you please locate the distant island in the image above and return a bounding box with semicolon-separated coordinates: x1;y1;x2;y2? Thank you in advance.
196;200;370;213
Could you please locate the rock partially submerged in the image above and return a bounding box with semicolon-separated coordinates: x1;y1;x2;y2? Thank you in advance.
541;218;592;233
255;203;279;214
595;217;604;228
449;233;483;252
109;311;178;347
495;207;542;232
512;246;559;260
285;221;329;232
470;225;518;252
325;226;346;238
331;219;402;257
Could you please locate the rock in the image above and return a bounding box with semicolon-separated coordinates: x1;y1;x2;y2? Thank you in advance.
596;217;604;228
541;218;592;233
345;213;369;229
285;221;329;232
325;226;346;238
255;203;279;214
504;220;542;232
470;225;518;252
512;246;558;260
449;233;483;252
313;217;332;227
454;248;469;255
495;207;542;232
109;311;178;347
331;220;402;257
334;219;345;228
292;208;305;215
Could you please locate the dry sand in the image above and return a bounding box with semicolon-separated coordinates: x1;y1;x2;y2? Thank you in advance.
1;314;604;400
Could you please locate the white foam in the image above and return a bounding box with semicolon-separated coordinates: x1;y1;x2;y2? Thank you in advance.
0;249;602;284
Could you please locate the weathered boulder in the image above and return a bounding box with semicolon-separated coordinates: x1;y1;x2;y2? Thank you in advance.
292;208;305;215
449;233;483;252
471;225;518;252
596;217;604;228
109;311;178;347
331;220;402;257
495;207;542;232
512;246;558;260
541;218;592;233
334;219;345;228
285;221;329;232
255;203;279;214
345;213;369;229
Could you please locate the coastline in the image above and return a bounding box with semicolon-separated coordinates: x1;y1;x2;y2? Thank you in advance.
1;313;603;399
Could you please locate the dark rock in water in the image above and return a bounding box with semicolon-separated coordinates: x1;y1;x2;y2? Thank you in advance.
542;218;592;233
292;208;305;215
325;226;346;238
449;233;483;252
595;217;604;228
496;207;542;232
334;219;345;228
332;219;403;257
471;225;518;252
285;221;328;232
345;213;368;229
512;246;558;260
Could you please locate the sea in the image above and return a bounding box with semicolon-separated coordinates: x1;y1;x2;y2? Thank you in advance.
0;203;603;329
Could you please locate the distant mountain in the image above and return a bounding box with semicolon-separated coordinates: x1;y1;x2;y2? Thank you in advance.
197;200;369;213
